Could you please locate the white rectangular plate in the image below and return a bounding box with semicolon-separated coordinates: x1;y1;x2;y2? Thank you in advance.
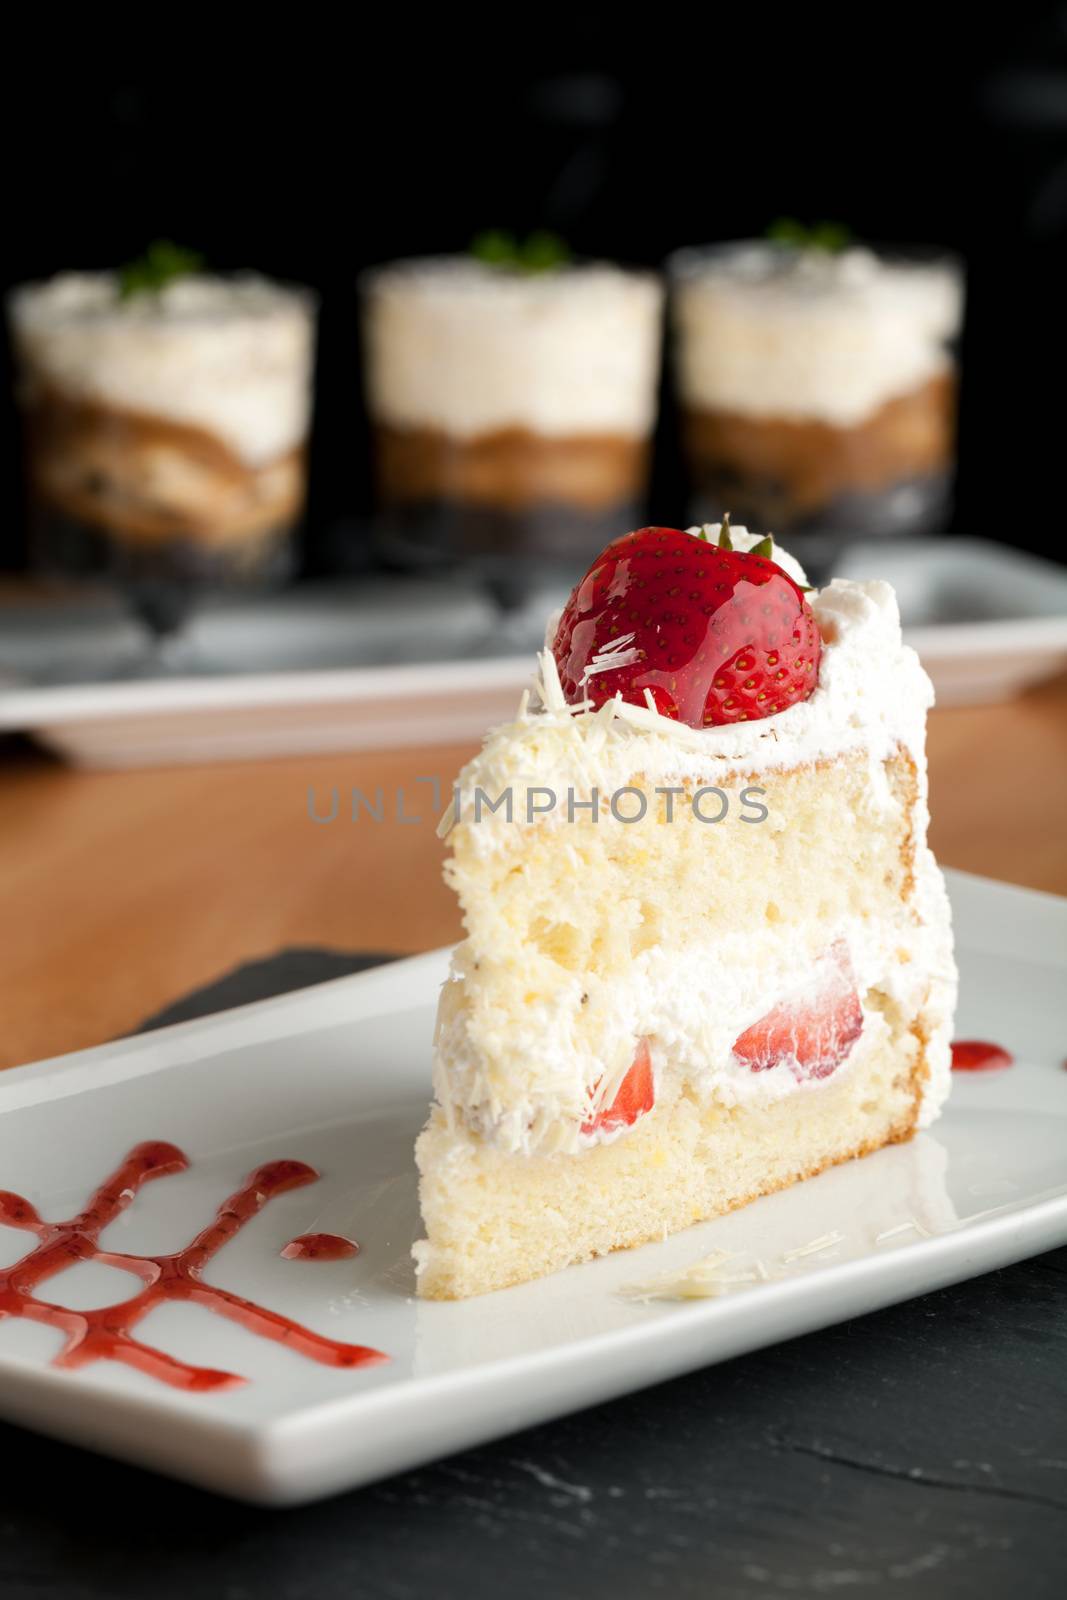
0;656;534;768
1;870;1065;1505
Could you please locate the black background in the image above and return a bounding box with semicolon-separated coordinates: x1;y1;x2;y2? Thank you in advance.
2;7;1065;575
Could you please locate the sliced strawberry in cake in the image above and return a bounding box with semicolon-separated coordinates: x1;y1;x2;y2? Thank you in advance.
732;941;864;1081
582;1039;656;1135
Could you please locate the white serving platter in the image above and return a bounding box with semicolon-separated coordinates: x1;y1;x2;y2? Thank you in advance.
0;656;534;767
0;870;1065;1505
0;575;542;767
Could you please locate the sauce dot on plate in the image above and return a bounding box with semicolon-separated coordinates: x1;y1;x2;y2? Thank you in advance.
281;1232;360;1261
951;1040;1014;1073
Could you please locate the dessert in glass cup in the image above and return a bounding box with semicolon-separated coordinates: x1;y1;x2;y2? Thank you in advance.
669;229;964;547
8;245;316;640
361;234;664;581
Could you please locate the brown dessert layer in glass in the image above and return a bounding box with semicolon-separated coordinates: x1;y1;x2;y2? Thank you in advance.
682;371;955;535
374;424;649;516
24;387;306;549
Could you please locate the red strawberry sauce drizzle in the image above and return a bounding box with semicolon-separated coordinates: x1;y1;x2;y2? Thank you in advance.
0;1141;386;1391
281;1232;360;1261
951;1040;1014;1073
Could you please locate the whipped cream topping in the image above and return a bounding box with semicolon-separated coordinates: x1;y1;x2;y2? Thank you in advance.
671;243;963;426
361;258;664;439
434;526;956;1153
8;273;316;464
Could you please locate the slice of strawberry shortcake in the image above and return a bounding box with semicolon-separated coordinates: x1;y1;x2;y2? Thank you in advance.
414;522;957;1298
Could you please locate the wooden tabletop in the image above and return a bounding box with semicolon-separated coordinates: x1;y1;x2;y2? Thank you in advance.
2;671;1066;1071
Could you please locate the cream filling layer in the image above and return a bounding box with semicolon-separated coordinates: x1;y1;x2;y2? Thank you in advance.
434;862;956;1159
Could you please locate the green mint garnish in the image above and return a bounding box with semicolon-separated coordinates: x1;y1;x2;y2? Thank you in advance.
766;217;808;249
468;229;516;266
469;229;571;274
521;229;571;271
766;218;852;254
118;240;204;299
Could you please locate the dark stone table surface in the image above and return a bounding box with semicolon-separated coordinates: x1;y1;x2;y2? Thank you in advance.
2;952;1065;1600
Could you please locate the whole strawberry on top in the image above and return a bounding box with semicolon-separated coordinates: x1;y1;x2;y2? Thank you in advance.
552;519;821;728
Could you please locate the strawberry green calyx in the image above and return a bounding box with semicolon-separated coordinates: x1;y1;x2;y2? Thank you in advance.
699;516;767;556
